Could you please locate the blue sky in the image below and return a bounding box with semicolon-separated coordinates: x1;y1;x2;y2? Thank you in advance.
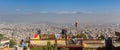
0;0;119;13
0;0;120;24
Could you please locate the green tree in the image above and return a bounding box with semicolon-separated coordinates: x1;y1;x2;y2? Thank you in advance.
60;48;69;50
0;34;4;38
30;42;69;50
9;39;17;48
46;41;58;50
76;33;87;39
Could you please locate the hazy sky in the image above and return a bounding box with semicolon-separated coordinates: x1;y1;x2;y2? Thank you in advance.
0;0;120;24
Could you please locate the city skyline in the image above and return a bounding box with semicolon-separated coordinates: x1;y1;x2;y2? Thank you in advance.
0;0;120;24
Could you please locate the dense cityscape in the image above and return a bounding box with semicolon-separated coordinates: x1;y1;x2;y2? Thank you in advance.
0;23;119;42
0;0;120;50
0;23;120;50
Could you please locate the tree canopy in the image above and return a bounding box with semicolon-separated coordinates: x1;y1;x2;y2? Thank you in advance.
0;34;4;38
76;33;87;39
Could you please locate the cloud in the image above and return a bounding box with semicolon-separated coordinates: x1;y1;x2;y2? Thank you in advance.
54;11;93;14
15;9;21;11
55;11;78;14
39;11;78;14
39;11;49;13
38;11;93;15
80;11;93;14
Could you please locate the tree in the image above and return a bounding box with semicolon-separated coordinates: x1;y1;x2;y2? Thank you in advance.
30;41;69;50
76;33;87;39
45;41;58;50
60;48;69;50
9;39;17;48
0;34;4;38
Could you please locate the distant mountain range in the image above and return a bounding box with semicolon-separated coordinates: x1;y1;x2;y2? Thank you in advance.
0;12;119;24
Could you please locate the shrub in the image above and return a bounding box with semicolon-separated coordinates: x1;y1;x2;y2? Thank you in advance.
0;34;4;38
60;48;69;50
9;39;17;48
76;33;87;39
